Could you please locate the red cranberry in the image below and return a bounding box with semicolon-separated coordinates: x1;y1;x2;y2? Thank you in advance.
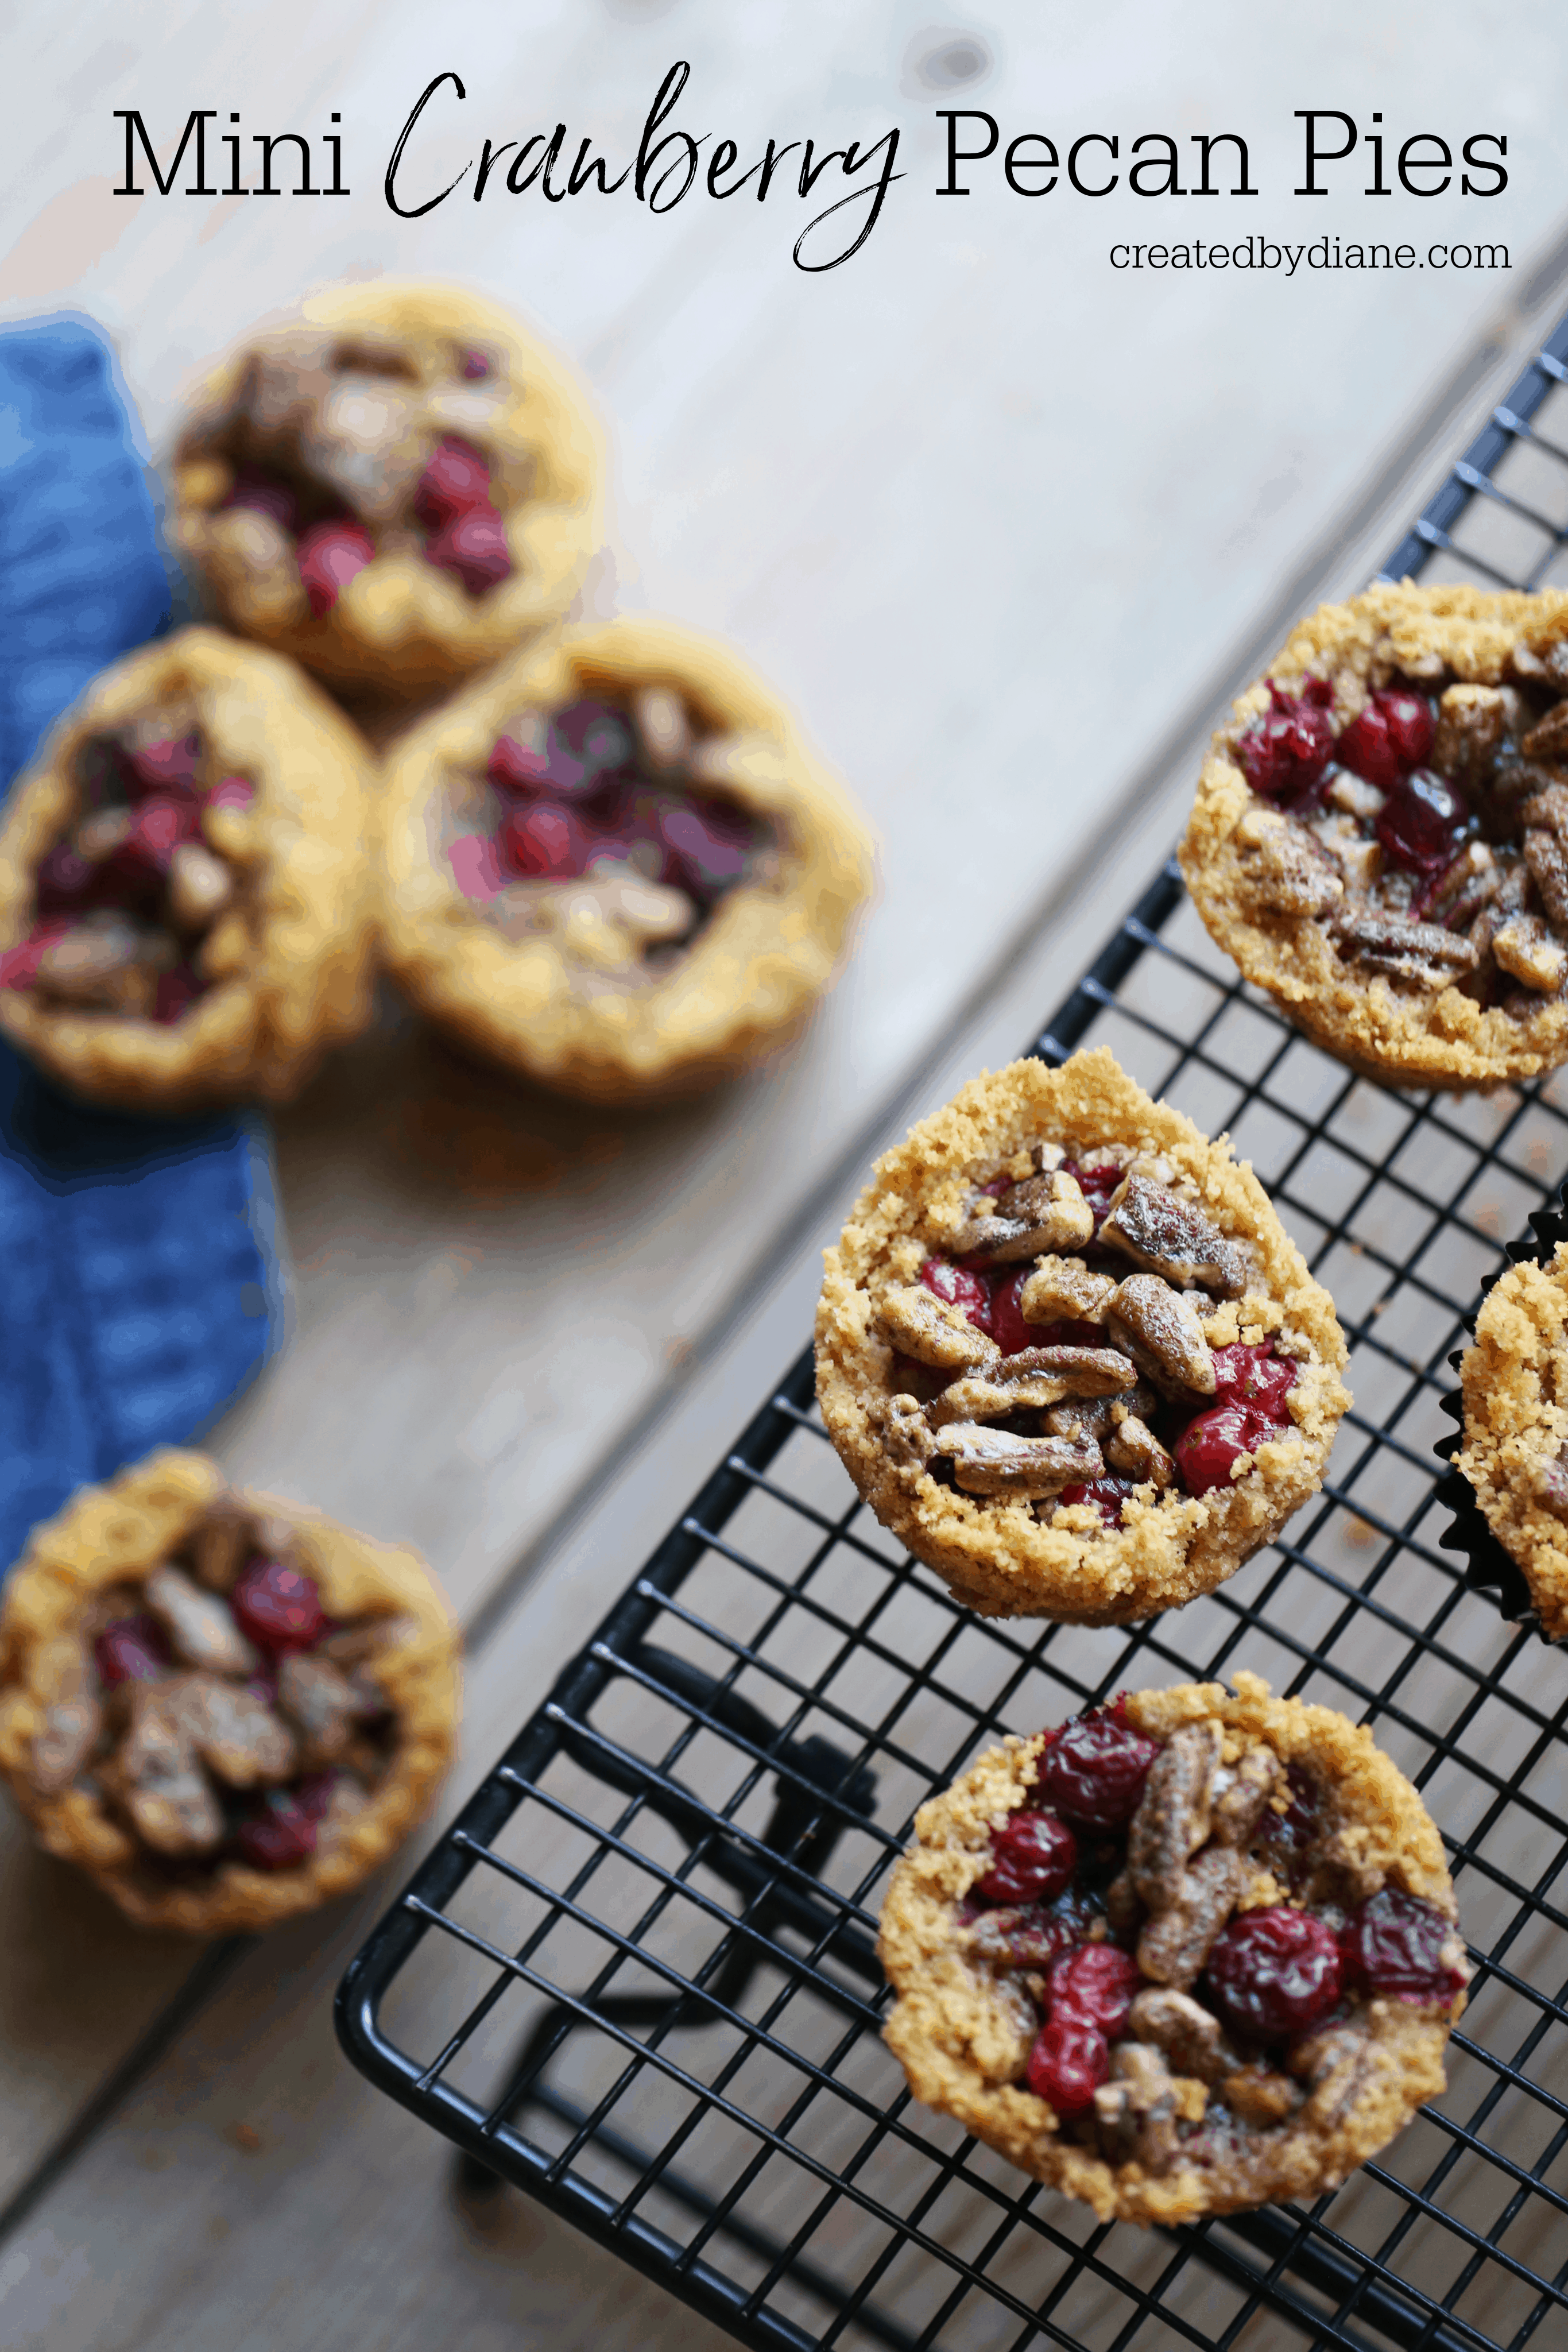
127;735;202;800
1375;768;1470;876
459;347;490;381
1045;1941;1143;2038
231;1557;325;1655
1341;1889;1466;2002
1236;678;1336;805
94;1614;169;1687
1206;1905;1343;2043
223;467;300;534
0;920;71;990
1172;1399;1263;1497
293;1771;339;1821
487;734;551;795
154;965;203;1024
297;520;375;615
1336;688;1435;790
448;831;505;902
975;1808;1078;1904
1057;1475;1137;1527
413;436;493;527
1209;1343;1296;1418
33;845;104;915
1027;2013;1108;2113
237;1794;317;1871
1035;1712;1159;1832
498;800;587;880
425;505;511;595
989;1268;1035;1356
919;1257;992;1336
659;799;754;896
206;775;254;812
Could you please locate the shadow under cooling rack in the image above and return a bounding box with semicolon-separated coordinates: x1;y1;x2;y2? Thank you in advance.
336;315;1568;2352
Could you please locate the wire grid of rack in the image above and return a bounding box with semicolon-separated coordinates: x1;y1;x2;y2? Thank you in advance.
337;307;1568;2352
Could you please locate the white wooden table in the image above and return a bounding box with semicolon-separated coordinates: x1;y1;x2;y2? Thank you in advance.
4;4;1568;2343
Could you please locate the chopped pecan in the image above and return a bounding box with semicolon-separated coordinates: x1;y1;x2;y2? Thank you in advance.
34;912;168;1010
106;1682;226;1856
28;1639;103;1798
1104;1414;1177;1488
1209;1744;1284;1847
874;1392;937;1472
318;1614;420;1668
1224;2067;1302;2127
1520;781;1568;839
1093;2042;1206;2170
1129;1723;1222;1905
927;1346;1135;1429
1530;1441;1568;1512
1042;1380;1160;1441
1521;700;1568;765
1136;1847;1249;1990
1127;1987;1242;2086
1019;1255;1118;1327
1105;1275;1215;1399
144;1562;258;1677
1233;805;1344;918
955;1170;1094;1263
1099;1175;1247;1299
1432;683;1523;785
633;687;691;770
1493;913;1566;993
1287;2021;1375;2126
189;1495;257;1593
1332;907;1479;986
277;1651;381;1771
176;1672;296;1786
936;1423;1101;1498
1104;1870;1145;1940
1325;771;1387;822
1527;829;1568;932
875;1285;1000;1374
168;844;234;930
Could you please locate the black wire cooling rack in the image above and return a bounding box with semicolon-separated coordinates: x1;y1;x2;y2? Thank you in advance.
337;308;1568;2352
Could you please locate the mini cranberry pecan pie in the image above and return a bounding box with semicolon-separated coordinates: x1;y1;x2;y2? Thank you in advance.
815;1050;1348;1622
878;1674;1468;2224
1180;582;1568;1088
1449;1240;1568;1643
0;628;375;1110
0;1449;460;1935
171;280;602;698
377;616;874;1100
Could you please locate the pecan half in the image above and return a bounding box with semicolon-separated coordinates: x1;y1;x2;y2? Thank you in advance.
955;1170;1094;1263
1332;908;1480;987
1041;1380;1160;1442
1105;1275;1215;1399
1099;1175;1247;1299
935;1423;1101;1498
1526;829;1568;932
144;1562;259;1677
1224;2067;1302;2127
1433;683;1523;786
1208;1744;1284;1847
1521;701;1568;765
1136;1847;1249;1989
1287;2021;1375;2127
876;1285;1000;1374
1129;1722;1222;1906
1234;806;1344;918
1493;913;1566;993
1126;1985;1242;2087
105;1682;226;1856
176;1672;296;1787
927;1346;1135;1429
28;1640;103;1798
1019;1254;1118;1327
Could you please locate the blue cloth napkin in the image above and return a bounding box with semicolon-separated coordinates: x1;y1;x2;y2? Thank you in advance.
0;316;277;1572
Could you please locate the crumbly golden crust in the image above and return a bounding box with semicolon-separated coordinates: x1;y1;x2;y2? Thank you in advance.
171;280;603;698
0;1451;460;1935
878;1673;1463;2225
375;616;876;1101
1179;582;1568;1088
1456;1244;1568;1641
815;1051;1349;1622
0;629;375;1110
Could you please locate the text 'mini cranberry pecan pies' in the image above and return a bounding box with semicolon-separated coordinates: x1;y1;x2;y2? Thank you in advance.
0;1450;460;1936
878;1676;1469;2224
171;280;603;699
1180;581;1568;1088
376;616;875;1101
0;628;375;1111
815;1051;1348;1622
1450;1239;1568;1643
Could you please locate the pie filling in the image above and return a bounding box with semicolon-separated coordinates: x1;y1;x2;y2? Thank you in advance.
200;334;514;613
442;688;775;982
876;1146;1301;1526
1231;655;1568;1011
0;717;253;1023
25;1500;407;1881
960;1703;1468;2172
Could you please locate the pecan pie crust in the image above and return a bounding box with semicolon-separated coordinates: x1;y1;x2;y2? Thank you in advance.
815;1051;1349;1622
375;615;876;1101
878;1674;1465;2225
1180;582;1568;1089
0;628;375;1110
171;280;603;698
0;1450;460;1936
1455;1243;1568;1642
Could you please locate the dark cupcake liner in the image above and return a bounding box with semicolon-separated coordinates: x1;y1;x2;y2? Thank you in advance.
1432;1183;1568;1642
